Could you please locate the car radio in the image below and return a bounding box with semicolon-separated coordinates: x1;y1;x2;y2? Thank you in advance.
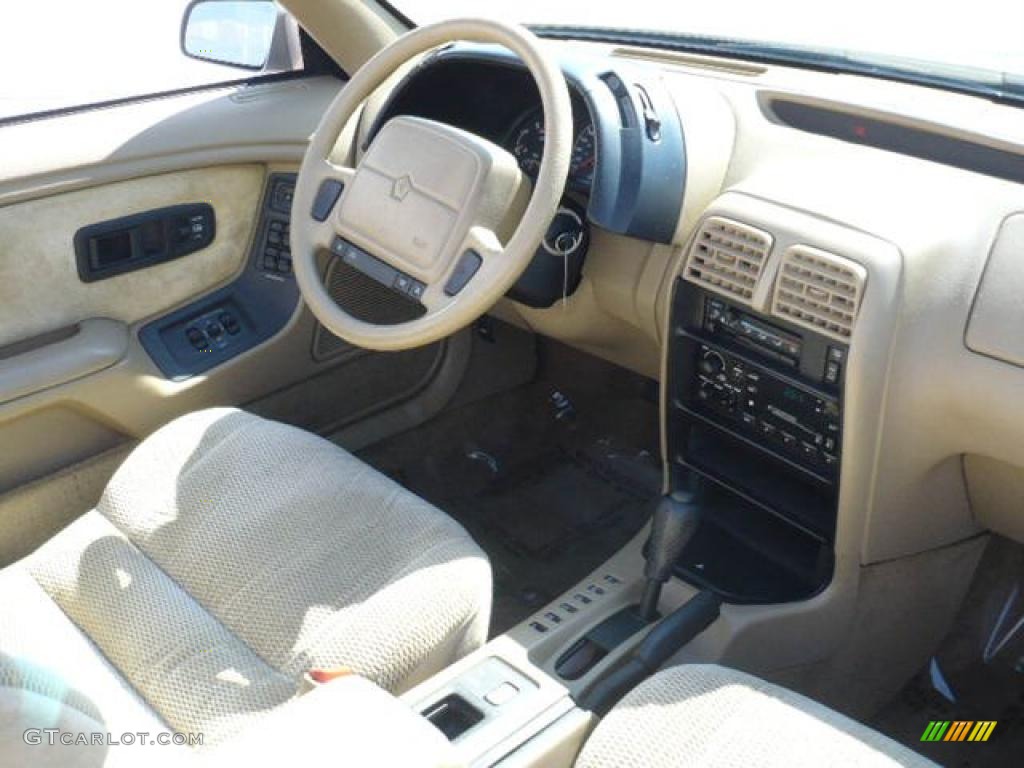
703;298;801;365
688;342;840;478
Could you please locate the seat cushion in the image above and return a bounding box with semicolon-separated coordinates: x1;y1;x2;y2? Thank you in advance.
0;408;491;754
575;664;936;768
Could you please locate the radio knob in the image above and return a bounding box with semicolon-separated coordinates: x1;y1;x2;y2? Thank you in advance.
698;351;726;377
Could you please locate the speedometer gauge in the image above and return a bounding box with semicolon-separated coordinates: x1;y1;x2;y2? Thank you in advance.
510;110;596;189
512;118;545;176
570;124;596;187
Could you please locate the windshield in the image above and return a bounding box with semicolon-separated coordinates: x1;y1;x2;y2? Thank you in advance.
391;1;1024;100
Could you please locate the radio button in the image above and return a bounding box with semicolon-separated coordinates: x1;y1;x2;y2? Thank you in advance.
825;360;842;385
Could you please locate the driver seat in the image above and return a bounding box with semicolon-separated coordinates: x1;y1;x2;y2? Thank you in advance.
0;408;491;755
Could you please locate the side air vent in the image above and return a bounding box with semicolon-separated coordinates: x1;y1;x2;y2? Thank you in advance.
773;246;866;341
684;216;773;303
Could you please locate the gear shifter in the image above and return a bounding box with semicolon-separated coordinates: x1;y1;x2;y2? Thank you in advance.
639;489;701;622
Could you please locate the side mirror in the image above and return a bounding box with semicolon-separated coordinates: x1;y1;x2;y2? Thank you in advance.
181;0;285;71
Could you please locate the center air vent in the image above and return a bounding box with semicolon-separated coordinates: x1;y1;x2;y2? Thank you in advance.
772;245;866;341
683;216;773;304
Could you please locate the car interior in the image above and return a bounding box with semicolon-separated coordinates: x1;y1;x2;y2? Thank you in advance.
2;1;1024;766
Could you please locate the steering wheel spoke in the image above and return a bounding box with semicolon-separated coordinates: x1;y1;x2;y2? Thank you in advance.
311;156;356;188
462;226;504;262
307;217;340;254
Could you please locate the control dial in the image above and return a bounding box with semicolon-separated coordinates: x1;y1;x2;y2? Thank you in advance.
698;350;725;377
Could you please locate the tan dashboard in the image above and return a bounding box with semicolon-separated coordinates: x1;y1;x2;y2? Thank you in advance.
356;39;1024;571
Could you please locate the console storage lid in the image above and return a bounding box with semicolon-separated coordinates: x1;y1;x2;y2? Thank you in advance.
201;675;461;767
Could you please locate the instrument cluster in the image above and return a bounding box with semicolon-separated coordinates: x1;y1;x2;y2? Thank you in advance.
509;108;597;192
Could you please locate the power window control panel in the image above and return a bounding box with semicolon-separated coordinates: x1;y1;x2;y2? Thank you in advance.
184;307;244;352
527;573;623;634
260;176;296;278
262;218;292;276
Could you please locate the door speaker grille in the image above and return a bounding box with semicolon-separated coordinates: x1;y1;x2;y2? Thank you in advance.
313;256;426;361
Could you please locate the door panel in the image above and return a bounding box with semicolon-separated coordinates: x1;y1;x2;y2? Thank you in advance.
0;76;465;530
0;165;263;348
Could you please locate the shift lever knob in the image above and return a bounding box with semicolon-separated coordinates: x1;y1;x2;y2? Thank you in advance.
639;490;701;621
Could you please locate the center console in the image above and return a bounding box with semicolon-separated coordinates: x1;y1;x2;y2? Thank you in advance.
665;279;847;603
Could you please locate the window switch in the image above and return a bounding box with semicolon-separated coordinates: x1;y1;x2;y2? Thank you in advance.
219;313;241;335
186;327;207;350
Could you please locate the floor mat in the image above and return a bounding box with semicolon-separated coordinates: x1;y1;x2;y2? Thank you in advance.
359;343;661;635
870;536;1024;767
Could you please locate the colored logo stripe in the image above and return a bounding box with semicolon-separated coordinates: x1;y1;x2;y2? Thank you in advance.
921;721;997;742
969;722;997;742
945;721;972;741
921;721;950;741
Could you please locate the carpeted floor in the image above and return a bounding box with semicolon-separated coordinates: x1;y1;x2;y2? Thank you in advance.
359;340;662;635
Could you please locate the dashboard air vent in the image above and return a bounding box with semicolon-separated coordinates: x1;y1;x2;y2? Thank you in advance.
772;246;866;341
684;216;773;303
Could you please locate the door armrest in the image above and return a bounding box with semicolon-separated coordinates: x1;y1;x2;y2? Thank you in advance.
0;319;128;405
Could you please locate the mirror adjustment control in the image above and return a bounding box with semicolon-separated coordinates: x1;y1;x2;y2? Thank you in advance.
270;180;294;213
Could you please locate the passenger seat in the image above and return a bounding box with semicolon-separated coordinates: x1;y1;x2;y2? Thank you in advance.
576;664;936;767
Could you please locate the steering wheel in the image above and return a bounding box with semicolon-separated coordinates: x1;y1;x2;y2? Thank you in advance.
291;20;573;351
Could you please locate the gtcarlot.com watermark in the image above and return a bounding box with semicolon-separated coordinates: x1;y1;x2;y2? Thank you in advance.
24;729;204;747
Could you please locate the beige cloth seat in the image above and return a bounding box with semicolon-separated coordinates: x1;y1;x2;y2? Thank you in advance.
0;408;491;765
576;664;936;768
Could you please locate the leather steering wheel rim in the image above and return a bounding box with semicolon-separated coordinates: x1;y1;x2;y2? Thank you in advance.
291;19;573;351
